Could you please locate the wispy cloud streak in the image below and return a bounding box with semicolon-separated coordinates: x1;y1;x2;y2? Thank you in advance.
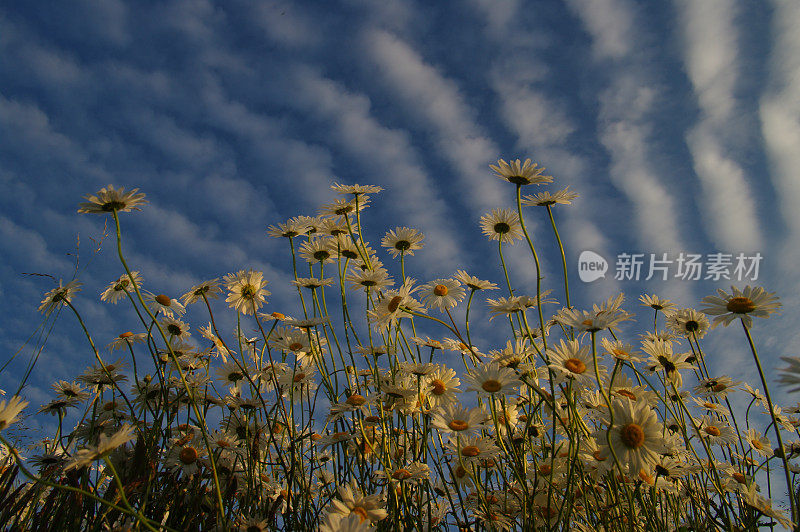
675;0;762;252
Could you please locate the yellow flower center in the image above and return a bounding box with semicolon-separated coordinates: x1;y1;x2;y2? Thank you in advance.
620;423;645;449
704;426;722;437
733;472;747;484
387;295;403;313
179;446;198;464
431;379;447;395
155;294;171;306
616;389;637;401
461;445;481;457
351;506;369;523
434;284;449;296
392;468;412;480
119;331;134;338
293;373;306;382
493;222;510;234
448;419;469;431
564;358;586;374
592;450;607;462
289;342;304;351
751;439;763;450
726;296;755;314
481;379;502;393
346;394;366;406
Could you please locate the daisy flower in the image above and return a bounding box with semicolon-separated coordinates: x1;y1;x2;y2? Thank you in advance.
100;271;143;304
319;218;350;237
486;292;557;321
480;208;523;244
555;303;632;333
331;182;383;195
485;397;520;436
779;356;800;393
328;235;360;260
381;227;424;258
666;308;710;339
743;428;772;458
463;364;521;396
431;403;485;440
160;316;192;341
692;376;741;400
299;237;335;264
695;415;738;446
639;294;676;312
424;367;461;407
291;277;334;289
52;381;90;401
701;285;781;328
106;331;147;351
37;398;78;416
216;359;251;389
595;398;667;476
38;280;82;316
375;462;431;486
328;481;387;523
411;336;443;350
692;398;731;418
447;435;501;464
600;338;642;363
346;267;393;292
488;338;537;369
490;158;553;186
454;270;498;291
77;359;128;388
77;185;147;214
143;291;186;318
67;424;135;469
418;278;466;311
266;217;311;238
223;269;270;315
399;361;437;377
320;513;372;532
0;396;28;431
320;196;369;217
294;215;326;235
278;364;317;398
164;441;207;478
547;339;599;387
367;280;424;331
642;339;694;383
520;186;578;206
180;278;222;305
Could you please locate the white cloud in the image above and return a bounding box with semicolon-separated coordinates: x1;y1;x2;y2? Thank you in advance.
363;30;505;212
287;66;465;275
675;0;762;251
565;0;636;60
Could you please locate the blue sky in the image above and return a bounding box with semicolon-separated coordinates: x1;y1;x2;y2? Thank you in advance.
2;0;800;429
